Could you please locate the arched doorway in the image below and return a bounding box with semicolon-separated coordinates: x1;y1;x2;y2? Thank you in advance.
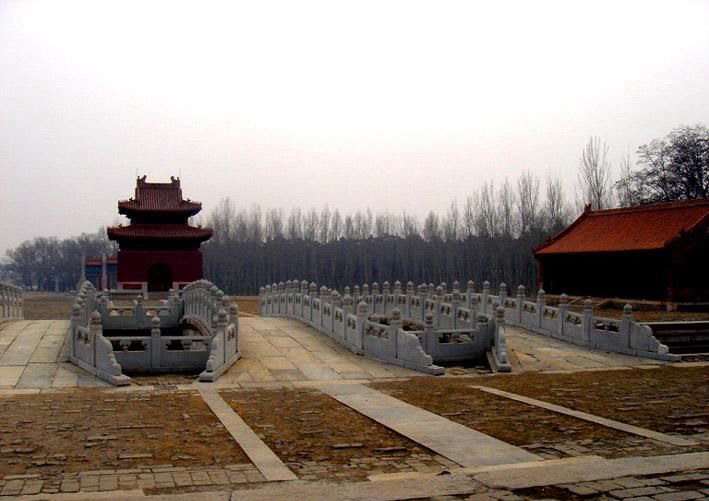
148;263;173;292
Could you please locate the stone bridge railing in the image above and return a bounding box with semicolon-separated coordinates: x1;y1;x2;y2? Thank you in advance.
0;282;23;323
69;280;240;385
485;282;677;361
259;279;509;374
70;281;130;385
260;279;678;370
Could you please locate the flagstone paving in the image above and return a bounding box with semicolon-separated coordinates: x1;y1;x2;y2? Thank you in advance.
0;317;707;499
0;320;108;389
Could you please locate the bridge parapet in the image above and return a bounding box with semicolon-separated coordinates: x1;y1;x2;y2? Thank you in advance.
69;280;240;385
0;282;23;322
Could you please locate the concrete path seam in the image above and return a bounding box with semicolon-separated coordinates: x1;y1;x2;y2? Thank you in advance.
197;387;297;482
312;382;541;468
472;385;698;446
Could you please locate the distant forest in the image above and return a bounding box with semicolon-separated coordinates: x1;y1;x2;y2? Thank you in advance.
3;125;706;294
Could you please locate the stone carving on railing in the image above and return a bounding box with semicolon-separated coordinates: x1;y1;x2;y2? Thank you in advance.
69;279;240;385
0;282;23;323
261;278;678;370
259;278;504;374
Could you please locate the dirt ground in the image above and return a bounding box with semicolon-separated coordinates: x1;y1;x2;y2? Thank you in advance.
0;389;249;479
478;366;709;437
22;292;75;320
220;387;448;482
369;377;700;460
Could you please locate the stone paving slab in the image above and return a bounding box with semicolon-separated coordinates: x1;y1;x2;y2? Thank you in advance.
507;326;669;372
473;451;709;490
0;321;104;389
473;385;699;447
198;387;297;481
219;318;418;384
314;383;541;468
11;452;707;501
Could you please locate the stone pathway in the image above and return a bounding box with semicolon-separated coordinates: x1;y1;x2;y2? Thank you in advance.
473;386;699;447
198;388;296;481
506;326;669;372
218;317;420;384
314;383;542;468
0;320;107;389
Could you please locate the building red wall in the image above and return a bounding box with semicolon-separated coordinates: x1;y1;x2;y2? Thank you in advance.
116;250;203;283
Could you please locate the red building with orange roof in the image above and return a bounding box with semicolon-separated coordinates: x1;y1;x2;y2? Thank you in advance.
533;199;709;303
107;176;212;294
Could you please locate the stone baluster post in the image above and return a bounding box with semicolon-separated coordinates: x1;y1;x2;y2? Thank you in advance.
343;293;354;316
89;311;102;367
516;285;525;324
536;289;545;329
466;280;475;310
390;308;402;358
452;291;461;329
135;294;145;328
354;301;367;353
424;312;436;359
150;315;161;369
582;298;593;345
470;295;479;328
362;284;371;313
558;293;568;337
331;290;342;309
499;282;508;308
230;302;240;352
482;281;490;314
70;301;81;357
433;286;443;327
622;303;633;349
353;285;361;305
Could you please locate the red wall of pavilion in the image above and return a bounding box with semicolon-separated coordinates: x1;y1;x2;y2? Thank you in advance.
116;250;203;283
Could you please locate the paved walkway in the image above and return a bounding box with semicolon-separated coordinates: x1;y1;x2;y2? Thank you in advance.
218;317;419;384
315;383;541;468
198;388;297;481
0;320;107;389
506;326;668;372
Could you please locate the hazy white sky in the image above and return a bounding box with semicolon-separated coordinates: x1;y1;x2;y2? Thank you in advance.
1;0;708;254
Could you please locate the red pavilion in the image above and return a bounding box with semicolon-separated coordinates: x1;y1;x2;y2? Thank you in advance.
107;176;213;294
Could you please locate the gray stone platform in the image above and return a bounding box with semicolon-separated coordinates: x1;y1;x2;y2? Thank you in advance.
0;320;107;389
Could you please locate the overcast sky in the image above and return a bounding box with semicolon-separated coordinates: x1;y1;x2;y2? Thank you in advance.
1;0;708;255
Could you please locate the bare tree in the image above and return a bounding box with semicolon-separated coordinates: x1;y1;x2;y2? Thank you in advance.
615;150;636;207
578;136;614;209
542;174;570;234
498;179;517;237
517;171;540;234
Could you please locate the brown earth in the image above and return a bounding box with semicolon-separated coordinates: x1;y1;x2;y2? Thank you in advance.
220;387;448;482
0;389;249;479
369;376;701;459
477;366;709;436
22;292;75;320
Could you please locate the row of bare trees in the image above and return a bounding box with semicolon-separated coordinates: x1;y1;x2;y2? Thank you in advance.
202;170;575;294
3;125;704;293
0;229;116;291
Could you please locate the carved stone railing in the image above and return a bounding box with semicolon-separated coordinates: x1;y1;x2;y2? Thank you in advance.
70;281;130;385
69;279;240;385
261;278;679;369
473;283;677;361
0;282;23;323
259;279;505;374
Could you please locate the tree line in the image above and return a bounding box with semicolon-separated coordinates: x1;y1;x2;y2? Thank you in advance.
3;124;706;294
